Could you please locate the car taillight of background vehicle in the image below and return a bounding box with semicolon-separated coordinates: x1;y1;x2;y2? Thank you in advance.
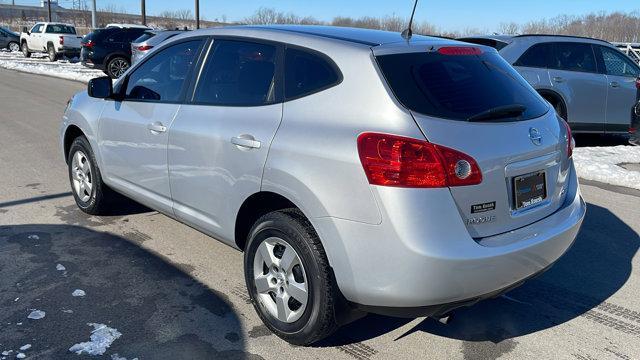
635;77;640;89
82;40;94;49
357;132;482;188
59;36;64;45
561;121;574;158
137;45;154;51
437;46;483;56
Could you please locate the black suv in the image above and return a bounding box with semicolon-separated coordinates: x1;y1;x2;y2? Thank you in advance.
81;27;148;78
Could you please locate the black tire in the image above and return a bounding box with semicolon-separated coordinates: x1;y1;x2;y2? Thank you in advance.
21;42;31;58
67;136;114;215
47;44;57;62
244;209;338;345
106;56;130;79
7;41;20;52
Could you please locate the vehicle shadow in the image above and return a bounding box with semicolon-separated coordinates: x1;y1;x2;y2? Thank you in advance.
0;224;259;359
321;203;639;346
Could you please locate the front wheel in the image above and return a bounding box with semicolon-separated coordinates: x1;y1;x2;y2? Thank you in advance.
67;136;114;215
8;42;19;52
244;209;338;345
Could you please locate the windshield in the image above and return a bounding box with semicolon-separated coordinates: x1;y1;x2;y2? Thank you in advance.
376;49;549;121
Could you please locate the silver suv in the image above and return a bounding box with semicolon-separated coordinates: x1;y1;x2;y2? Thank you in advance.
60;26;586;345
460;35;640;134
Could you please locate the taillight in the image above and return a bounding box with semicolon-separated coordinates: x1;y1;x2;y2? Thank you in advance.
635;77;640;89
83;40;94;49
357;132;482;188
137;45;153;51
561;121;574;158
437;46;483;56
59;36;64;45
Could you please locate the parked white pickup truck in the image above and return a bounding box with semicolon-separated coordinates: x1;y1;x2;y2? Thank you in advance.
20;22;82;62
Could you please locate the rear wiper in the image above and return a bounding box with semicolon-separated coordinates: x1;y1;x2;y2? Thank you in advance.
467;104;527;122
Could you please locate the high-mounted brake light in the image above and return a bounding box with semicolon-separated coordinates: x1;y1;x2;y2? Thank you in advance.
59;36;64;45
561;121;574;158
137;45;153;51
437;46;483;56
357;133;482;188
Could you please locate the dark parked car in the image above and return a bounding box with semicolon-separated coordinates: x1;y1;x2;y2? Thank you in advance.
81;26;149;78
0;26;20;52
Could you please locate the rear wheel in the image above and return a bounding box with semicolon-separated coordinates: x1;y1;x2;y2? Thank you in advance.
106;56;129;79
21;42;31;58
67;136;114;215
244;209;338;345
8;41;19;52
47;44;57;62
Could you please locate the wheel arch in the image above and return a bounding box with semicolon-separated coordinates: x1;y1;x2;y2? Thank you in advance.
537;89;568;120
63;124;86;163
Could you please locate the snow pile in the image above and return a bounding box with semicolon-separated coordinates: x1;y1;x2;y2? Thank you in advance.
18;345;31;351
69;323;122;356
27;310;45;320
573;146;640;190
72;289;86;297
0;51;104;83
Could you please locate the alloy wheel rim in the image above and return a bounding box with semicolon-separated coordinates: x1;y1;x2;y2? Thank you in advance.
71;150;93;203
253;237;308;323
9;43;19;52
110;59;129;78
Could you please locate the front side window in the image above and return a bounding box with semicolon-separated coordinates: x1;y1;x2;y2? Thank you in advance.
193;40;277;106
285;47;341;100
514;43;552;68
599;46;640;78
551;42;597;73
45;24;75;34
125;40;203;102
31;24;43;33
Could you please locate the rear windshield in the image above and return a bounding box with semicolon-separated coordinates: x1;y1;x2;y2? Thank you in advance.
376;50;549;121
46;24;76;34
134;31;156;43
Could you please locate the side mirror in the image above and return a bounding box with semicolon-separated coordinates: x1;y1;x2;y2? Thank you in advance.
22;27;28;33
88;76;113;99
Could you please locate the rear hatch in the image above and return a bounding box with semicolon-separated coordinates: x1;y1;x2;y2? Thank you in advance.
374;43;572;238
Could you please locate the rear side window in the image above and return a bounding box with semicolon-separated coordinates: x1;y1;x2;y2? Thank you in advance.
551;42;597;73
125;40;203;102
193;40;277;106
285;48;341;100
376;50;549;121
514;43;553;68
46;24;75;34
598;46;640;78
134;31;156;44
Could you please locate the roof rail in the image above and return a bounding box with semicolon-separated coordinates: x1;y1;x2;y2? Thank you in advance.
514;34;611;44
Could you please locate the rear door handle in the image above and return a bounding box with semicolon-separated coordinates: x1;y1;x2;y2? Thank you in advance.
147;122;167;133
610;81;620;88
552;76;564;83
231;135;261;149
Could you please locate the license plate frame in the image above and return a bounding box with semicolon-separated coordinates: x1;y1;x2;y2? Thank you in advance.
513;171;547;210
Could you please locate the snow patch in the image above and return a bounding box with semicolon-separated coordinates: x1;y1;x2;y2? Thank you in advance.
68;323;122;356
573;146;640;190
27;310;45;320
0;51;105;83
1;351;12;356
72;289;86;297
27;234;39;240
18;345;30;351
62;309;74;314
16;353;25;359
56;264;66;271
111;354;138;360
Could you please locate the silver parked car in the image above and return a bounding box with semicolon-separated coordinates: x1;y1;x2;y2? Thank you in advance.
460;34;640;133
60;25;586;345
131;29;188;65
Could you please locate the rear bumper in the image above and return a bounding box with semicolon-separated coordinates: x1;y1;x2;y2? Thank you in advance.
58;47;80;56
314;163;585;313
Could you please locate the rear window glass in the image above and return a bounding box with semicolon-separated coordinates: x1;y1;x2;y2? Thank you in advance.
134;31;156;43
285;48;341;100
514;43;553;68
46;24;75;34
376;50;549;121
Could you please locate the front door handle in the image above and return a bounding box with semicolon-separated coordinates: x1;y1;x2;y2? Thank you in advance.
147;122;167;133
231;135;261;149
610;81;620;88
552;76;564;83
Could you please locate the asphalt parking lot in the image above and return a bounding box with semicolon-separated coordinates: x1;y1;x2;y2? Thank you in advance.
0;68;639;360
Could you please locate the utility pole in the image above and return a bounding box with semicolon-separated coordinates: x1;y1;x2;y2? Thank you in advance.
195;0;200;29
91;0;96;29
47;0;52;22
141;0;146;26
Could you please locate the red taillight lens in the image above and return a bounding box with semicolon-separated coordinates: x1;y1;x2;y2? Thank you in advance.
137;45;153;51
83;40;94;49
59;36;64;45
437;46;483;56
561;121;574;158
635;77;640;89
357;133;482;188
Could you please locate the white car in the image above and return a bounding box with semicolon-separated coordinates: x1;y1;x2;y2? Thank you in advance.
20;22;81;61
